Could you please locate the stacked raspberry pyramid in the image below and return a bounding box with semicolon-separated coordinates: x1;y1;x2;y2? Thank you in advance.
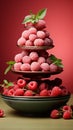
1;9;71;114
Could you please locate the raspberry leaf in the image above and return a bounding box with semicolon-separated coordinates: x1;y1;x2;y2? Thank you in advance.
4;61;15;75
36;8;47;20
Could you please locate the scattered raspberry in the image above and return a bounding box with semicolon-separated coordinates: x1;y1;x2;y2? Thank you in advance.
31;62;40;71
50;109;60;119
63;111;72;119
40;89;48;96
34;38;44;46
0;109;5;117
27;81;38;91
17;79;26;88
62;105;72;112
24;90;33;96
51;86;62;97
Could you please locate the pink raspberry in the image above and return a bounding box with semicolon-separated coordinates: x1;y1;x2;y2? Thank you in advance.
29;52;39;61
22;30;30;39
14;53;22;62
14;62;22;71
24;90;33;96
44;38;53;46
13;84;19;91
29;34;37;42
44;30;50;38
38;57;46;64
34;38;44;46
20;63;31;71
31;62;40;71
40;89;48;96
17;37;26;46
63;111;72;119
27;81;38;91
40;63;50;71
7;89;14;96
17;79;26;88
50;109;60;119
34;20;46;30
25;40;33;46
39;83;48;91
14;88;24;96
3;88;9;95
46;57;52;64
22;56;31;64
37;31;46;39
0;109;5;117
21;50;29;56
49;63;58;72
51;86;62;97
28;27;37;34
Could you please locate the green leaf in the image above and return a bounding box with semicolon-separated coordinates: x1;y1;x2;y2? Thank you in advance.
8;82;13;87
6;61;15;65
36;8;47;20
4;65;12;75
3;79;8;85
50;54;57;61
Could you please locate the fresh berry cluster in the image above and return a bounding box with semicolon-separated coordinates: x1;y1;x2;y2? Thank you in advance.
50;105;73;119
2;78;69;97
13;50;62;72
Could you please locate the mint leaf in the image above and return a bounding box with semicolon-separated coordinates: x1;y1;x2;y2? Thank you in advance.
36;8;47;20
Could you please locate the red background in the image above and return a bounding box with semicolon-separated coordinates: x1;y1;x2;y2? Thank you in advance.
0;0;73;93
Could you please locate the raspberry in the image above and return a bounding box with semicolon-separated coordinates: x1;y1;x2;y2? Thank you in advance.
34;20;46;30
37;31;46;39
34;38;44;46
25;40;33;46
46;57;52;64
28;27;37;34
44;30;50;37
14;53;22;62
14;62;22;71
14;88;24;96
29;34;37;42
17;37;26;46
21;50;29;56
40;89;48;96
13;84;19;91
3;88;9;96
62;105;72;112
22;30;30;39
39;83;48;91
0;109;5;117
20;63;31;71
44;38;53;46
40;63;50;71
27;81;38;91
49;63;58;72
7;89;14;96
50;109;60;119
24;90;33;96
29;52;39;61
31;62;40;71
63;111;72;119
51;86;62;97
17;79;26;88
38;57;46;64
22;56;31;64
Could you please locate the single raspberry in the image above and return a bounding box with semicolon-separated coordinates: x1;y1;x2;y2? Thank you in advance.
20;63;31;71
46;57;52;64
63;111;72;119
44;30;50;38
37;31;46;39
14;53;22;62
51;86;62;97
29;52;39;61
40;89;48;96
28;27;37;34
62;105;72;112
44;38;53;46
50;109;60;119
3;88;9;96
49;63;58;72
17;37;26;46
13;84;19;91
29;34;37;42
24;90;33;96
14;88;24;96
25;40;33;46
14;62;22;71
40;63;50;71
17;79;26;88
34;38;44;46
22;30;30;39
31;62;40;71
27;81;38;91
21;50;29;56
7;89;14;96
39;83;48;91
34;20;46;30
0;109;5;117
38;57;46;65
22;56;31;64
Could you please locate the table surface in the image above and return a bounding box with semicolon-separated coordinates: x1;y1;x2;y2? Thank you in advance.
0;95;73;130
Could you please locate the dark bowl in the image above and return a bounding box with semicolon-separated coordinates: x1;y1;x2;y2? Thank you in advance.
1;94;71;114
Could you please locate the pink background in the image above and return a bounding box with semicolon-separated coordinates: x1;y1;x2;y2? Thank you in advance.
0;0;73;93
